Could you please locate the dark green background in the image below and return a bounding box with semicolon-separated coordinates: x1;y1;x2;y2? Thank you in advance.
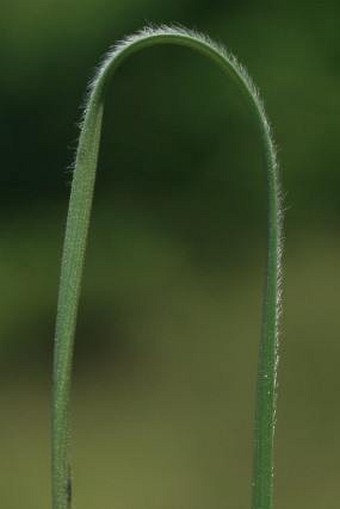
1;1;339;507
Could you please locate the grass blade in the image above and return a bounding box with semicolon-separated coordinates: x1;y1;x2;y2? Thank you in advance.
52;25;283;509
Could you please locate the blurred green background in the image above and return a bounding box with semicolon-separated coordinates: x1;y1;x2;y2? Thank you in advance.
1;1;340;507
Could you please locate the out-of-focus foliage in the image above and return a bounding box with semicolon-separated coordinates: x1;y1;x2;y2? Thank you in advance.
1;1;340;508
2;0;340;220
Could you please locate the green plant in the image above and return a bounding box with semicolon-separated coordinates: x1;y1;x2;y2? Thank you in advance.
52;25;283;509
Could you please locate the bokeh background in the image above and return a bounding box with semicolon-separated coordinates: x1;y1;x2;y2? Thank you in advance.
1;1;340;507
